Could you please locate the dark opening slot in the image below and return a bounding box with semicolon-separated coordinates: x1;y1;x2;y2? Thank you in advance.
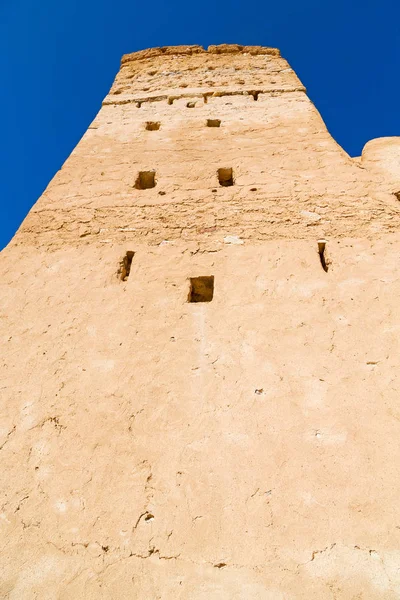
207;119;221;128
251;91;260;101
394;192;400;201
218;167;234;187
145;121;160;131
318;240;329;273
186;101;196;108
188;276;214;303
135;171;156;189
120;251;135;281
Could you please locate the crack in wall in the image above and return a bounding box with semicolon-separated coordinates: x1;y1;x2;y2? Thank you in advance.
0;425;16;450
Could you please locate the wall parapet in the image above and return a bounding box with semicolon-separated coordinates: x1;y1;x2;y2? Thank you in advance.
121;44;280;65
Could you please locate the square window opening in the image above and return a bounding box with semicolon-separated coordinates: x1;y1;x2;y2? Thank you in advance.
145;121;160;131
217;167;234;187
135;171;156;189
188;276;214;303
207;119;221;127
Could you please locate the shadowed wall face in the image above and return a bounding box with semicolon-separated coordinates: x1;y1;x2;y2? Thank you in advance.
1;44;400;599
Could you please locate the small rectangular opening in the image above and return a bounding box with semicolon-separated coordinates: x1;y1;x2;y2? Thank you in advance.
135;171;156;189
217;167;234;187
145;121;160;131
207;119;221;127
188;276;214;303
318;240;329;273
119;251;135;281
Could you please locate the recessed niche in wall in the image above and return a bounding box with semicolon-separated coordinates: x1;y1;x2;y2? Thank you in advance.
188;276;214;303
217;167;234;187
119;251;135;281
186;101;196;108
318;240;329;273
135;171;156;189
145;121;160;131
207;119;221;127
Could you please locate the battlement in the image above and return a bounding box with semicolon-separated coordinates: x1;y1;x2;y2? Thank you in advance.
105;43;301;107
121;44;280;65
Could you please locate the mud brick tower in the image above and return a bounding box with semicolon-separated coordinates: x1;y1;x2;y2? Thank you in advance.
2;44;400;598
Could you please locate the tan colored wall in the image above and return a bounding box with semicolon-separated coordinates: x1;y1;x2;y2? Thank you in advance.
1;45;400;599
362;136;400;189
16;44;400;249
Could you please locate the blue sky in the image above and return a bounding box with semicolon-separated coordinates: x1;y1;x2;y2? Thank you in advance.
0;0;399;249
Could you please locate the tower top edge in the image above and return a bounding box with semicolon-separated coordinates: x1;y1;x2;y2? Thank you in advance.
121;44;281;65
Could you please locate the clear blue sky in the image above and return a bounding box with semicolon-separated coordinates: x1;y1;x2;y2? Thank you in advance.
0;0;399;249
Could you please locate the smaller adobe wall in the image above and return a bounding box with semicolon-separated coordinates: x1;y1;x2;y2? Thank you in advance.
361;137;400;192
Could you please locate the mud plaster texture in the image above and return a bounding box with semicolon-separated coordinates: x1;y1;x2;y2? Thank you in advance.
1;44;400;599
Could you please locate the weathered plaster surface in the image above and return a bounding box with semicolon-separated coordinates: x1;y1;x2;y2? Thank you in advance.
1;44;400;598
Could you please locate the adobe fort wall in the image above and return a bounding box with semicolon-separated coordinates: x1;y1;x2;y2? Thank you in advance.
1;45;400;599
